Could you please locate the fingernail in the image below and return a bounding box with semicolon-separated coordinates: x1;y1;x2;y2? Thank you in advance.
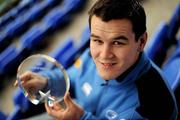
13;81;18;86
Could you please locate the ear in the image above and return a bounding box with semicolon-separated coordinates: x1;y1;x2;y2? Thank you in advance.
138;32;147;52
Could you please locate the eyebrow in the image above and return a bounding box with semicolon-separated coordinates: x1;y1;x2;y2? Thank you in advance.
90;34;100;38
113;36;128;41
91;34;128;41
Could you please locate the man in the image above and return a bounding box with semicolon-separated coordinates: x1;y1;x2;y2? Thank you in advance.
17;0;178;119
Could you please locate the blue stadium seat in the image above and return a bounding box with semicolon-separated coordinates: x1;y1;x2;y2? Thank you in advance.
0;44;30;75
0;31;10;52
168;2;180;41
20;24;51;51
0;0;62;54
50;37;74;60
0;11;15;30
145;22;169;66
77;26;90;52
145;3;180;67
63;0;86;13
4;16;30;38
4;0;58;38
163;39;180;87
57;27;90;68
14;0;37;15
32;37;75;69
25;0;60;23
42;7;70;30
0;44;17;74
0;0;37;30
42;0;87;31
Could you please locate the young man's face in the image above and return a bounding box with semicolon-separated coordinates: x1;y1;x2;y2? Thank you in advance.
90;15;147;80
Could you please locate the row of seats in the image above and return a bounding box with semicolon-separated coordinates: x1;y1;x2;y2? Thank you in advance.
145;2;180;119
145;1;180;67
0;0;85;30
0;0;86;76
0;0;62;53
0;0;38;30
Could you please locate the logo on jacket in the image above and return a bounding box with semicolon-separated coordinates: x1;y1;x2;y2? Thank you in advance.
82;82;92;96
105;110;118;120
74;58;82;69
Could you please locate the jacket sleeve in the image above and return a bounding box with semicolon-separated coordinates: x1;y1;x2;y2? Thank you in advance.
40;68;67;96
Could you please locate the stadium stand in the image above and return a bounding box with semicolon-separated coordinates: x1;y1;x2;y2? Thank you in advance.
0;0;62;53
0;0;87;77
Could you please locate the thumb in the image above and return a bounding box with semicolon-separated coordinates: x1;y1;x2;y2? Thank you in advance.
64;92;74;107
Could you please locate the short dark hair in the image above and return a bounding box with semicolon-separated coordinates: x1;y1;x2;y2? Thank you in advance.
88;0;146;41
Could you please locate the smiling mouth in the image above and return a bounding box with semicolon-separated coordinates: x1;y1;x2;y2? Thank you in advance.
101;62;116;69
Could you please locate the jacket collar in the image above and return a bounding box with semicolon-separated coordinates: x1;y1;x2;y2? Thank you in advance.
108;52;151;86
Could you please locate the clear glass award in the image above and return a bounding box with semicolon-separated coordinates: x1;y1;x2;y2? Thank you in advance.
17;54;70;107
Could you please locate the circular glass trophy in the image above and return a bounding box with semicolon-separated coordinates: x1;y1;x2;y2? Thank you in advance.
17;54;70;107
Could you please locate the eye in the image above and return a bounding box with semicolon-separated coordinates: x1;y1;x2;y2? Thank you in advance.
92;39;103;44
113;41;124;45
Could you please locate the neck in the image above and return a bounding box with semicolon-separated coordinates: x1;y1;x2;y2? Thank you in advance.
116;52;142;82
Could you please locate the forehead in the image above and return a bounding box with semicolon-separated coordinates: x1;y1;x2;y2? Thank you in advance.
91;15;133;34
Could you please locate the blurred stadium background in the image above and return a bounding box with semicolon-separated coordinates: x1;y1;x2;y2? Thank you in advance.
0;0;179;119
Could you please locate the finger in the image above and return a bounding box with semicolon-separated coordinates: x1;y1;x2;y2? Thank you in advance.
45;101;61;111
19;71;33;81
18;72;31;81
14;80;25;87
45;102;51;113
13;80;18;87
45;103;62;119
15;71;34;87
52;102;62;111
22;79;35;87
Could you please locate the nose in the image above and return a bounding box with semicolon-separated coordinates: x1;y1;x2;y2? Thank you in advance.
100;45;114;59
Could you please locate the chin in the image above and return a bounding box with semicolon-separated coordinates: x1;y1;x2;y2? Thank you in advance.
99;73;117;80
97;69;119;80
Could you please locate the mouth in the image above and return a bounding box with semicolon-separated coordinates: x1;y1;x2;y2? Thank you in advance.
100;62;116;69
